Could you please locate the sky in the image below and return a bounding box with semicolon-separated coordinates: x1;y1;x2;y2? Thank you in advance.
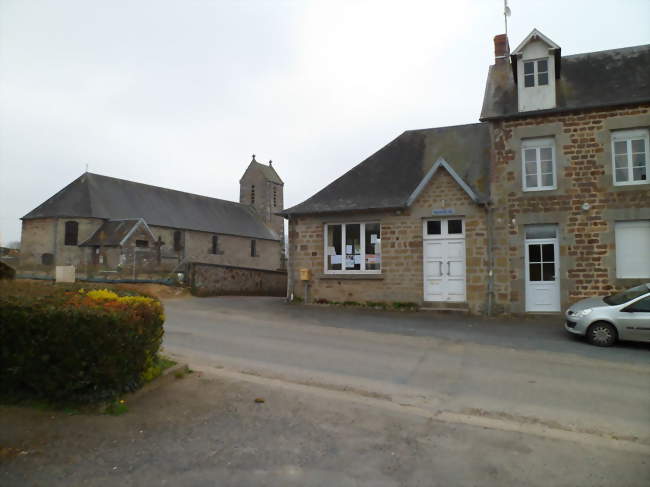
1;0;649;245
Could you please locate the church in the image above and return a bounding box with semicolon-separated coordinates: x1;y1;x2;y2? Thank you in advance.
19;157;285;279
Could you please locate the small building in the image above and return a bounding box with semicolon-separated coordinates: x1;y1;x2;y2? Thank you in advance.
282;29;650;314
20;156;285;280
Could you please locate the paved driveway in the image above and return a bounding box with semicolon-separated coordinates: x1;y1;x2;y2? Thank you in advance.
163;297;650;444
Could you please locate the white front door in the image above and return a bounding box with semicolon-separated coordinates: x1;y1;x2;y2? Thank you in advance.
423;219;466;302
525;237;560;312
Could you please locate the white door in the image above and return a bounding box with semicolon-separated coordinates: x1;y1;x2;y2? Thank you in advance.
423;219;466;302
525;237;560;312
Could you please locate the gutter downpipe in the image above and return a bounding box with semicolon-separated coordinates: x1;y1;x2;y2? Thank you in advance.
485;200;495;317
285;215;293;302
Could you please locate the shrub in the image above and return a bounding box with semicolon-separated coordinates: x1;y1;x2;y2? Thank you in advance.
0;283;164;404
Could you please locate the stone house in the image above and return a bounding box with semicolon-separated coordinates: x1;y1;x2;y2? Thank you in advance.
282;29;650;314
20;157;285;279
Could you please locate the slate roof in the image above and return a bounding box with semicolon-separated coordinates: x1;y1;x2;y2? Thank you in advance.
240;158;284;185
481;44;650;120
80;219;144;247
256;161;283;185
23;173;280;241
282;123;490;216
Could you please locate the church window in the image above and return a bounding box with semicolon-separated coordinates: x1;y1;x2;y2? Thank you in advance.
64;221;78;246
173;230;183;251
251;185;256;204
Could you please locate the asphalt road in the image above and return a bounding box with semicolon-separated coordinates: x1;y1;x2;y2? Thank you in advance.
4;370;649;487
163;296;650;444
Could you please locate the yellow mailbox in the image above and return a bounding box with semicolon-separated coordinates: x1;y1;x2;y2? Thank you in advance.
299;268;311;281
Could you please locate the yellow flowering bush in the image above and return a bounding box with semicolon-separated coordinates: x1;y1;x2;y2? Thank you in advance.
86;289;120;301
0;283;165;403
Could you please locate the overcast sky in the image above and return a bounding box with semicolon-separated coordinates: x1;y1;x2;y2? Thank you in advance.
1;0;649;245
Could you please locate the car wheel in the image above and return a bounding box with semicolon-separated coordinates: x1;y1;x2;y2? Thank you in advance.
587;321;617;347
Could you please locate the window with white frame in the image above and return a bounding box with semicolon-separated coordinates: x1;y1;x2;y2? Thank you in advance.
615;221;650;278
324;223;381;273
522;137;556;191
612;129;649;185
523;59;549;87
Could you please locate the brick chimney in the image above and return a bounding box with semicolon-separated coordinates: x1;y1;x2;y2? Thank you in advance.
494;34;509;64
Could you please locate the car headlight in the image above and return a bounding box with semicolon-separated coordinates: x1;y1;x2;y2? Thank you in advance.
576;308;593;318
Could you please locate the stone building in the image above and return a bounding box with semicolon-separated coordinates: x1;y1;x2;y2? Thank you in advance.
20;156;285;279
282;29;650;314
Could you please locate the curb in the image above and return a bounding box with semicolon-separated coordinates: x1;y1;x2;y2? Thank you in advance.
126;363;190;402
97;363;189;412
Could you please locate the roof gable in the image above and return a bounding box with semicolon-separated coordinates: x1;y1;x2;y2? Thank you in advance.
240;157;283;185
405;158;479;207
511;28;560;55
80;218;156;247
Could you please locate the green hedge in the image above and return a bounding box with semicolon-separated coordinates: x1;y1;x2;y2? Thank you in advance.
0;284;164;403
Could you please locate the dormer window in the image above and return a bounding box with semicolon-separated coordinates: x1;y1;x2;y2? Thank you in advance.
524;59;548;87
511;29;560;112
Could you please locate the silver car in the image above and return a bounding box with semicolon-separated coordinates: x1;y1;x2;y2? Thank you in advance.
565;283;650;346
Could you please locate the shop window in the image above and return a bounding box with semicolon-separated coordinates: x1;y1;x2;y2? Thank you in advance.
324;222;381;273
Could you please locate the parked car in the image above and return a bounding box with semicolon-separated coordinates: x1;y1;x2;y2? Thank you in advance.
565;283;650;346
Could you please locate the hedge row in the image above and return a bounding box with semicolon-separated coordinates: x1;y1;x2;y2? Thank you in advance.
0;284;164;403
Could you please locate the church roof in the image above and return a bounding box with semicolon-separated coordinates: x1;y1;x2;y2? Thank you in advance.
481;43;650;120
23;172;280;241
240;156;284;185
282;123;490;216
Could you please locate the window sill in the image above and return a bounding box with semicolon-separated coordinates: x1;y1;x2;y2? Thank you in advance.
522;186;557;192
319;273;384;280
613;181;649;187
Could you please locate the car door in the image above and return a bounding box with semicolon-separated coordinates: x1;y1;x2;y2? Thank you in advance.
618;295;650;342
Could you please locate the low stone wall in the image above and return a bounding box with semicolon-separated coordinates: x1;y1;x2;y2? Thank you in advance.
187;262;287;297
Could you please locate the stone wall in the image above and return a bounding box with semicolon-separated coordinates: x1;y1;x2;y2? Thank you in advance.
288;170;489;313
20;217;104;270
490;103;650;313
20;218;283;277
188;262;287;296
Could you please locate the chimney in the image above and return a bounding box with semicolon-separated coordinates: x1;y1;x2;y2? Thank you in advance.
494;34;509;64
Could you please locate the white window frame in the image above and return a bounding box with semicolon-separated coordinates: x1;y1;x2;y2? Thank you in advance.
323;222;381;274
523;58;549;88
611;129;649;186
521;137;557;191
422;218;465;240
615;220;650;279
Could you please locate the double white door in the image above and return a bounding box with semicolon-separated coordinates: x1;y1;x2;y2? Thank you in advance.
423;219;466;302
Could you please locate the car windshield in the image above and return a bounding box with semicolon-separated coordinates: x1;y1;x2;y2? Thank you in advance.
603;284;650;306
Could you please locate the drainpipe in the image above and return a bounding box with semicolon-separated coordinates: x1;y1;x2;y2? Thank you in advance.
285;215;293;302
485;200;495;317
